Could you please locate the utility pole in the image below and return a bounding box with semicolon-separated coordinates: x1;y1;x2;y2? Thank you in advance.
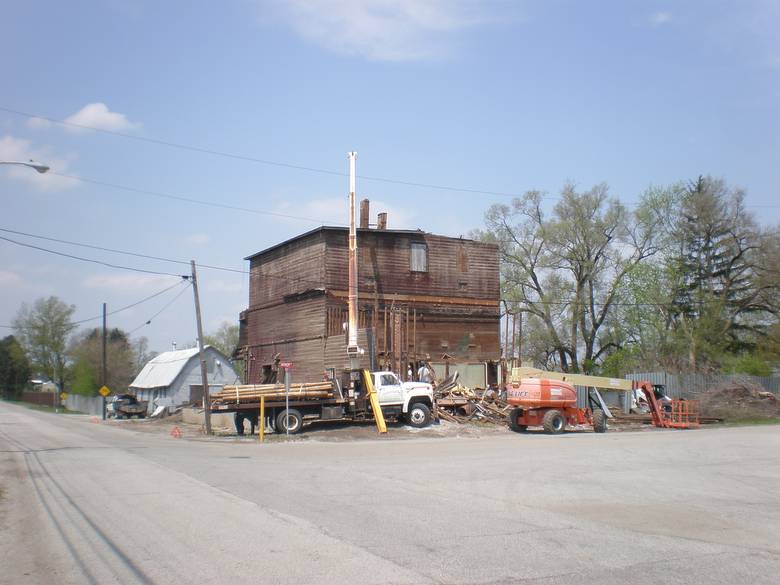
190;260;212;434
102;302;107;420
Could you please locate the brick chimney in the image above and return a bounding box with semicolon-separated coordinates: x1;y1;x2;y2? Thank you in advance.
359;199;370;229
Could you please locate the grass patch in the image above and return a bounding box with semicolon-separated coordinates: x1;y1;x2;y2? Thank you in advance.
722;418;780;427
1;399;83;415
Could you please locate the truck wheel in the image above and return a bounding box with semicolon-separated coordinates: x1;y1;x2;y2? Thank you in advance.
542;410;565;435
406;403;432;428
276;409;303;435
592;409;608;433
508;408;527;433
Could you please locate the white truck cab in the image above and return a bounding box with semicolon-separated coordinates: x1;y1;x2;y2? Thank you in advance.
372;371;434;428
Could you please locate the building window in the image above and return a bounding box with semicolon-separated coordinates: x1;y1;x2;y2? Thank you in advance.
410;243;428;272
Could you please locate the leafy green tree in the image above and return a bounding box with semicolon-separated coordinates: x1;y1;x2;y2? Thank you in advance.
68;328;136;395
70;356;98;396
476;183;670;372
203;322;239;357
0;335;32;400
204;322;243;379
13;297;76;391
668;176;778;369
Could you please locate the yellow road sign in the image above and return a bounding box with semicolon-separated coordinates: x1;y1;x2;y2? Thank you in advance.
60;392;68;401
98;386;111;397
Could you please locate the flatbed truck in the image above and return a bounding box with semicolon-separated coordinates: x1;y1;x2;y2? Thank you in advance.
211;371;435;435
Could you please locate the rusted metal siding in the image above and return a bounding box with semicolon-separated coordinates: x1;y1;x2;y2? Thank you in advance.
323;296;499;368
248;338;325;385
241;227;501;381
411;312;499;360
248;235;326;306
324;230;499;300
244;296;326;384
323;329;371;374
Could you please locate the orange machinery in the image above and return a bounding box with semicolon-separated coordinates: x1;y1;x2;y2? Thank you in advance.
506;368;699;434
636;381;700;429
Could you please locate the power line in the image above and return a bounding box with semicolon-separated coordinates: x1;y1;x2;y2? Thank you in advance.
3;105;779;209
1;279;189;331
128;281;192;335
499;296;753;308
0;227;246;274
73;280;189;326
0;226;331;288
48;172;344;225
0;234;187;277
0;104;523;198
1;226;761;309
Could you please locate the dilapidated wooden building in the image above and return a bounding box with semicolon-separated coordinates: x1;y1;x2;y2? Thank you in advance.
238;210;500;385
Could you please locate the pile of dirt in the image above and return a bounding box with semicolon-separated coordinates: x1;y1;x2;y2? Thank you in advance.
700;381;780;421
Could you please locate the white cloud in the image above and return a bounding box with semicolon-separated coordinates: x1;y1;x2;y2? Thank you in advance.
649;11;672;26
186;233;212;246
64;102;137;132
0;269;25;289
82;273;176;291
0;135;79;191
262;0;495;61
26;116;52;130
204;279;244;294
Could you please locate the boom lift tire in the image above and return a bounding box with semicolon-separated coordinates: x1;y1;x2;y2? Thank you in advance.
406;402;432;428
592;409;608;433
542;409;565;435
276;408;303;435
507;408;527;433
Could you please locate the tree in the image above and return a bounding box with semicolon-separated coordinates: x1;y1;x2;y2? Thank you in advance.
13;297;76;391
68;328;136;395
667;176;778;370
70;355;98;396
476;183;669;372
131;336;157;374
203;322;242;378
0;335;32;400
204;322;239;357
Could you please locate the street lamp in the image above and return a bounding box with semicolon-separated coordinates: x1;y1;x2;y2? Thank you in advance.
0;160;50;174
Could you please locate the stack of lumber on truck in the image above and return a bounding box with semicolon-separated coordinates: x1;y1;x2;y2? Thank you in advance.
435;375;510;424
212;381;335;405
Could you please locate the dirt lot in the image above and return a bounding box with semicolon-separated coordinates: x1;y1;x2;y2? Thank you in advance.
101;409;670;443
700;382;780;422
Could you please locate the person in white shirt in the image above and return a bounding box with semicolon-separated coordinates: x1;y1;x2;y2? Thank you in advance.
417;362;434;384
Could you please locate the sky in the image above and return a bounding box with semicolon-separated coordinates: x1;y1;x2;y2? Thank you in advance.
1;0;778;355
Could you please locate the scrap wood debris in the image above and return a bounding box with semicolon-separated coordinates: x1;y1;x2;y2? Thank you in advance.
434;373;510;425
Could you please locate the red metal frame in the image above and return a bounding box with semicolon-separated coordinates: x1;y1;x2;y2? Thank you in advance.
637;381;699;429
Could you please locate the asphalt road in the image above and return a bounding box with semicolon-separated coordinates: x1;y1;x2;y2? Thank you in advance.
1;401;779;585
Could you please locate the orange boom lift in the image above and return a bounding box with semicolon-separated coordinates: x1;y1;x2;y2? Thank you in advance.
506;367;699;434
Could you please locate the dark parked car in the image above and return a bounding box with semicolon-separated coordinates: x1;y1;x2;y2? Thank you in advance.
108;393;148;419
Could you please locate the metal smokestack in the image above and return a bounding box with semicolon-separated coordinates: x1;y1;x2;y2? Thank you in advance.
347;152;359;355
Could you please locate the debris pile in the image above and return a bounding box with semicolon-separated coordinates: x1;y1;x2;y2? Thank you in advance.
434;374;510;425
700;381;780;421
